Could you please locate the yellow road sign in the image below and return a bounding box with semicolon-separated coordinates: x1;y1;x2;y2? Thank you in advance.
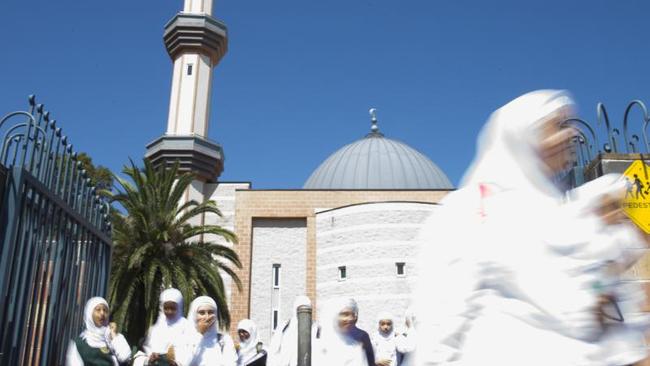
622;160;650;233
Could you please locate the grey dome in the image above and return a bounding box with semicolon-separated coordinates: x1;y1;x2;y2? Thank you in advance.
304;132;453;189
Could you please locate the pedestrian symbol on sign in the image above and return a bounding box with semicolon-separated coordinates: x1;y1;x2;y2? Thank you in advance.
622;160;650;233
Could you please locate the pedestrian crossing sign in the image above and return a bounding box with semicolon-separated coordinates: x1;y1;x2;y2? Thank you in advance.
622;160;650;233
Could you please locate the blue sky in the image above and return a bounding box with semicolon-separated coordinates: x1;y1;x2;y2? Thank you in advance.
2;0;649;188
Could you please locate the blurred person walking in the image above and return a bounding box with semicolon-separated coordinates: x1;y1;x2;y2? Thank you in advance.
313;297;375;366
395;308;416;366
267;295;311;366
414;90;612;365
567;174;650;365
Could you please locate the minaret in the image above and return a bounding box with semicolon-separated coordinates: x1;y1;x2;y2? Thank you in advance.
145;0;227;182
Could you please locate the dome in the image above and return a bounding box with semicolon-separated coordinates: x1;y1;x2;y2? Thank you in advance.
304;113;453;189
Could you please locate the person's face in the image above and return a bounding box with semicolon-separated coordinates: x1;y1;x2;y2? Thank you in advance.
163;301;178;320
238;329;250;342
92;304;109;327
379;319;393;334
196;305;216;329
537;107;577;176
337;308;357;333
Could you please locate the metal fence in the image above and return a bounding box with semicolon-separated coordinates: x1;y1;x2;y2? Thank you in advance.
558;99;650;188
0;95;112;365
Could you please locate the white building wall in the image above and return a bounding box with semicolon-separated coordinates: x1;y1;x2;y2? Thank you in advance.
315;202;437;333
250;218;307;345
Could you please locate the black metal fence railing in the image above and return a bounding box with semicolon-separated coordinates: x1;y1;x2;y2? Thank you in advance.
0;95;112;365
558;99;650;189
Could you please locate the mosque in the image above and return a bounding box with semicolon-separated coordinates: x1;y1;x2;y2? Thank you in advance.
144;0;454;343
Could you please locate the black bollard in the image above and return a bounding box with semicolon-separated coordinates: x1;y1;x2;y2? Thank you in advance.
297;304;312;366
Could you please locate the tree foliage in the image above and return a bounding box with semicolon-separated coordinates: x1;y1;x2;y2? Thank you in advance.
105;159;241;345
76;152;113;191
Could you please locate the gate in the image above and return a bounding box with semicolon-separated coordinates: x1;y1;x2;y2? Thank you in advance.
0;95;113;365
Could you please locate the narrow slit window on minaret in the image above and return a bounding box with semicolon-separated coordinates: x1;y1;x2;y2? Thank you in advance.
187;64;193;76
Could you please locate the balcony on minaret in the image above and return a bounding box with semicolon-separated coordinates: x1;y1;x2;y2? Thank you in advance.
145;0;226;182
163;2;227;139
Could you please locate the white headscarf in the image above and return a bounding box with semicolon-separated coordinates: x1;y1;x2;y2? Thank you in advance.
146;288;192;354
462;89;574;198
80;297;111;348
159;288;184;324
315;298;366;366
375;311;394;337
188;296;219;337
237;319;259;365
373;311;397;364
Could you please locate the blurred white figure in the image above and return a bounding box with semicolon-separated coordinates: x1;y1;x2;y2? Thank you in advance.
372;312;409;366
567;174;650;365
187;296;237;366
313;298;374;366
267;295;311;366
396;307;417;366
237;319;266;366
414;90;611;365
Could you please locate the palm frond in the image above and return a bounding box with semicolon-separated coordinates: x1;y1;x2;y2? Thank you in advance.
108;158;241;342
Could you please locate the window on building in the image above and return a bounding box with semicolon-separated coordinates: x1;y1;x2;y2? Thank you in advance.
338;265;347;281
187;64;193;76
396;262;406;276
272;264;281;288
272;309;279;330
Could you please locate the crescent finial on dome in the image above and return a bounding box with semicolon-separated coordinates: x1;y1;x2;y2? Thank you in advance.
369;108;379;132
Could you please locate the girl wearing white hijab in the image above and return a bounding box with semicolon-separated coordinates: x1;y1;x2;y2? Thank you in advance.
267;295;311;366
66;297;131;366
371;311;408;366
313;298;374;366
414;90;610;365
187;296;237;366
138;288;194;365
236;319;265;366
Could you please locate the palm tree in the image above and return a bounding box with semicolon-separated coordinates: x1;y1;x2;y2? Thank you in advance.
105;159;241;345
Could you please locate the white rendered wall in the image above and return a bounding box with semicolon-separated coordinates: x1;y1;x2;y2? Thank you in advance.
250;219;307;345
315;202;437;333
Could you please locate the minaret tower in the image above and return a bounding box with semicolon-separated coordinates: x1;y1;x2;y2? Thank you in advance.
145;0;227;182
